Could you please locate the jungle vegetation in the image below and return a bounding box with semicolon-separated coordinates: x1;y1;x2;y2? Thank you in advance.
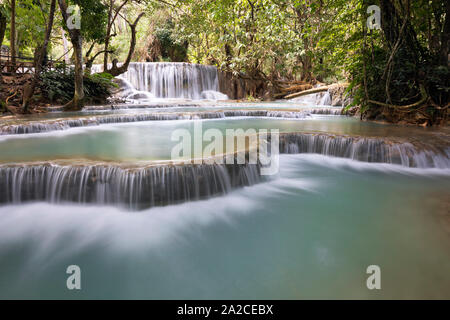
0;0;448;125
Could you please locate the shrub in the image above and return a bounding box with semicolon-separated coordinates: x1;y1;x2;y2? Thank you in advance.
39;67;117;104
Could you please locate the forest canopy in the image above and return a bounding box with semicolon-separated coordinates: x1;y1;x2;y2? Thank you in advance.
0;0;448;124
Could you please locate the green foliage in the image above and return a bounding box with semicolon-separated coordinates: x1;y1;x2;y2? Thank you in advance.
9;0;47;56
346;0;449;122
168;0;361;82
40;68;116;104
3;0;447;122
424;64;450;106
69;0;108;43
155;18;188;62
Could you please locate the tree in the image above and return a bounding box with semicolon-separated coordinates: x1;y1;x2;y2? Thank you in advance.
82;0;144;77
104;12;144;76
22;0;57;112
0;5;6;49
10;0;16;66
58;0;85;110
345;0;449;125
438;1;449;66
103;0;130;71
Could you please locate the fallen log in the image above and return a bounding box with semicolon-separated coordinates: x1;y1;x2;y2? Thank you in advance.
284;85;332;100
280;84;313;93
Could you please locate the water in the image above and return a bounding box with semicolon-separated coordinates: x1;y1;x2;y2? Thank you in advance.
93;62;228;101
1;117;448;164
1;75;450;298
0;103;346;135
0;155;449;299
292;90;332;105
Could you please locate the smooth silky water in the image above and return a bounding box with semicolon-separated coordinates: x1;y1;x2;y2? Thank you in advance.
0;102;345;136
0;113;449;299
0;154;449;299
1;117;370;162
1;62;449;299
1;116;448;163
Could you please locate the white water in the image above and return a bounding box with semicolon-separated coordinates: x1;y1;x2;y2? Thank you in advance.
1;154;449;299
94;62;228;101
0;162;261;210
292;88;332;106
1;82;449;298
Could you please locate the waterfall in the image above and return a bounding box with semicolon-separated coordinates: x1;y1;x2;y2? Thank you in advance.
319;91;332;105
201;91;229;100
0;161;261;210
292;91;327;105
108;62;228;100
292;87;333;106
277;133;450;168
0;132;448;209
0;111;309;135
114;77;155;101
304;107;344;115
291;92;323;104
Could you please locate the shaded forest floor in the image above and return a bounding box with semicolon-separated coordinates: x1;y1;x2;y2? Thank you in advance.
0;74;51;114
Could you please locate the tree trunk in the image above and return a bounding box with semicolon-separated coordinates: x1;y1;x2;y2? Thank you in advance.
440;1;450;66
58;0;85;111
103;0;129;72
105;13;144;77
71;38;85;108
103;0;114;71
0;10;6;49
22;0;57;112
0;10;5;100
61;27;70;64
10;0;16;67
380;0;423;60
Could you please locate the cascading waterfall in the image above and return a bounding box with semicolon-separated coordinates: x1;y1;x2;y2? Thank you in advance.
319;91;332;106
118;62;227;100
303;107;344;115
0;131;448;209
115;77;156;101
292;91;327;105
0;161;261;210
277;132;450;168
201;91;229;100
292;87;335;106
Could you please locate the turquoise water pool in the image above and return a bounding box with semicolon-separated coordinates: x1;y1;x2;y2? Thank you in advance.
0;102;449;299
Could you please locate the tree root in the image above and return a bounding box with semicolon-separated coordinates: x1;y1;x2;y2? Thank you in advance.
368;85;428;111
368;96;427;111
4;91;19;114
63;98;84;111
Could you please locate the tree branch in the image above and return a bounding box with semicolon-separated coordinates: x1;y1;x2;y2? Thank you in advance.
105;12;145;77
